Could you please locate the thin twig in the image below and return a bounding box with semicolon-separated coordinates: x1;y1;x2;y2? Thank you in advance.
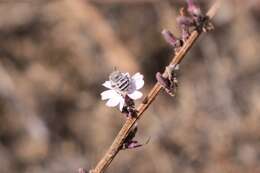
90;1;221;172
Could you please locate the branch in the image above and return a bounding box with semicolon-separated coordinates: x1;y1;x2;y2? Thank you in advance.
90;1;221;172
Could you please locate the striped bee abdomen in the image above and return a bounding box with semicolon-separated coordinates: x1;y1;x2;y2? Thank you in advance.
109;70;131;94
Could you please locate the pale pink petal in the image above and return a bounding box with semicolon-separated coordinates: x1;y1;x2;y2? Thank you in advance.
134;78;144;90
106;96;121;107
119;97;125;111
131;72;143;81
175;64;180;70
127;82;136;94
102;81;112;89
101;90;117;100
128;91;143;100
124;73;130;78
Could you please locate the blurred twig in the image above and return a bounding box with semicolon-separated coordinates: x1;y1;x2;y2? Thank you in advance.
90;1;221;172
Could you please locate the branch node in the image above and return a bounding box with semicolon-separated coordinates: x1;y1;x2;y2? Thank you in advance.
156;64;179;97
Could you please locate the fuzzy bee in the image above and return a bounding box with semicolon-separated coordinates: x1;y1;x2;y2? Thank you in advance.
101;70;144;114
109;70;132;95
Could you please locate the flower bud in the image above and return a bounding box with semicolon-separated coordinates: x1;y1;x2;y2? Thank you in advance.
161;29;183;49
187;0;202;17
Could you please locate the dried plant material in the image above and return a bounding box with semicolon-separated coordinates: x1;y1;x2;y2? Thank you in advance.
156;64;179;97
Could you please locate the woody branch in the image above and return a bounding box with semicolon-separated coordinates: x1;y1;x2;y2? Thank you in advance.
89;1;221;172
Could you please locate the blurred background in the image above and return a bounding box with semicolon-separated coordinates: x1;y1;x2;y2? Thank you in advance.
0;0;260;173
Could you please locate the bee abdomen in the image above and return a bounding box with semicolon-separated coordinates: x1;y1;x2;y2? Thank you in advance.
109;70;132;94
118;78;130;91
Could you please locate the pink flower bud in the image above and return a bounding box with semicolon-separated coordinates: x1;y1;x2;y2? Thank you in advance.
78;168;87;173
187;0;202;17
156;72;171;89
176;16;194;27
161;29;183;48
176;16;194;40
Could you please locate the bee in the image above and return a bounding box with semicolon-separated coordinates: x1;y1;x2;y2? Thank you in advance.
109;70;132;95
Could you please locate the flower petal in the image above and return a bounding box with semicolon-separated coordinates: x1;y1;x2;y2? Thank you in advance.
132;72;143;81
106;96;121;107
124;73;130;78
134;77;144;90
119;97;125;111
128;91;143;100
102;81;112;89
101;90;117;100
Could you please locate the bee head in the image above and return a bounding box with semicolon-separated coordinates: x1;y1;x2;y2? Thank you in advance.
109;70;123;83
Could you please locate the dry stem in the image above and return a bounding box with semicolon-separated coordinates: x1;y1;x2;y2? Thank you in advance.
90;1;221;172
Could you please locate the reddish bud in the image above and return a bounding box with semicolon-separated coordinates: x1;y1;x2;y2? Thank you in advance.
156;72;171;89
177;16;194;27
186;0;202;17
156;65;179;97
78;168;87;173
161;29;183;49
186;0;214;32
121;124;143;150
121;95;137;118
176;16;194;40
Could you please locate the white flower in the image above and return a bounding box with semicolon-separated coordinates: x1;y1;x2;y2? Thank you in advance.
101;72;144;111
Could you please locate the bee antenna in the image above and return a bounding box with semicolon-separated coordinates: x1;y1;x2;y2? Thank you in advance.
113;66;118;71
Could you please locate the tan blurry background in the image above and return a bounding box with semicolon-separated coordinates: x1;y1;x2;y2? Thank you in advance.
0;0;260;173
